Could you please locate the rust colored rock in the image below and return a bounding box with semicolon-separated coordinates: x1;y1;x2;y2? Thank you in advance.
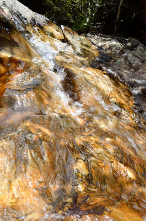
0;1;146;220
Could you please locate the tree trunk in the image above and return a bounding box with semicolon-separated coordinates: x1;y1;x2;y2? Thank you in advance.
114;0;125;34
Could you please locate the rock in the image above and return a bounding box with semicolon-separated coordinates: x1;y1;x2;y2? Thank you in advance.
61;26;99;59
0;1;146;220
86;33;124;58
87;33;146;126
0;0;48;25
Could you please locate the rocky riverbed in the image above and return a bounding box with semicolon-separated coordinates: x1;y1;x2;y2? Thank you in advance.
0;0;146;220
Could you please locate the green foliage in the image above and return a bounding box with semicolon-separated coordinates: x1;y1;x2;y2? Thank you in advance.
18;0;143;38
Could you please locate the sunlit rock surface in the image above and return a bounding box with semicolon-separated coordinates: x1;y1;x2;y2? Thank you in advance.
0;1;146;220
87;33;146;127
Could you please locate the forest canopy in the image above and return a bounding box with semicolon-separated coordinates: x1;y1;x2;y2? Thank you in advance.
18;0;146;44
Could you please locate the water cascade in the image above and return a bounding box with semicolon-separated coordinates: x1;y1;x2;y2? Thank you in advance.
0;0;146;220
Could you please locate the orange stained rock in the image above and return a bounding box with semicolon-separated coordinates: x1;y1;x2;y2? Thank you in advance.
0;7;146;221
43;21;64;40
61;26;99;58
55;52;91;68
107;203;144;221
24;122;53;137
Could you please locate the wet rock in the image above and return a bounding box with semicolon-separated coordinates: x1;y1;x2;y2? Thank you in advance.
43;22;64;40
86;33;125;58
61;26;99;59
87;33;146;127
0;12;35;60
0;1;146;220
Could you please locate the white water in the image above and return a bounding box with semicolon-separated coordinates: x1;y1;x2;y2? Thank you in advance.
28;34;84;120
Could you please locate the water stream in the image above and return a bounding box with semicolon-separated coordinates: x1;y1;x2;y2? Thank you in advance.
0;6;146;220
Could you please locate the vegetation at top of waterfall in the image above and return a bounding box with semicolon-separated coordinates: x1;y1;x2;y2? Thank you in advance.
18;0;146;43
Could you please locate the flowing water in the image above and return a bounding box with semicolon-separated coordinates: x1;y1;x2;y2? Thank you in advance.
0;7;146;221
